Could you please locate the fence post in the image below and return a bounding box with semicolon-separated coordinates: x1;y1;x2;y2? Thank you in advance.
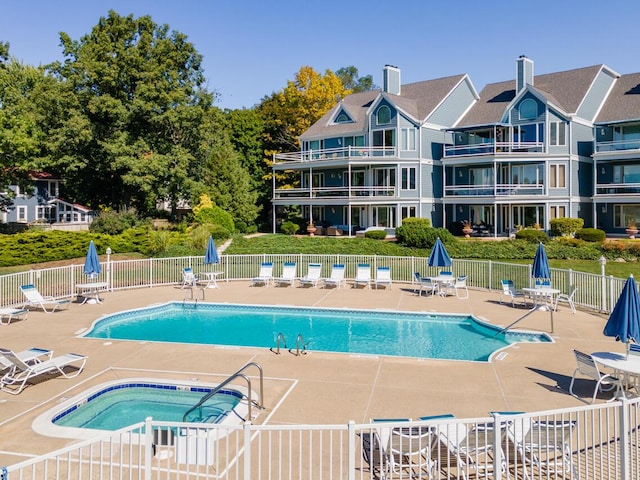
144;417;153;480
608;275;614;314
244;422;252;480
488;260;492;291
492;413;503;480
619;399;630;480
347;421;356;480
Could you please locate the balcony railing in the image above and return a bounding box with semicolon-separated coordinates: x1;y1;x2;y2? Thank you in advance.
595;182;640;195
444;183;545;196
595;139;640;153
444;141;545;157
274;185;397;199
274;146;396;163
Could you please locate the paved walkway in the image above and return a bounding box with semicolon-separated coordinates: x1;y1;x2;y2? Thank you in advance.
0;280;616;465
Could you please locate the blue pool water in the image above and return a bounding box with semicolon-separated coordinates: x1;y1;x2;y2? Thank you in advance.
84;302;551;362
53;382;243;430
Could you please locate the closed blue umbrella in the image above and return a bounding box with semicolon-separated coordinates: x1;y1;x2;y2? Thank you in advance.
604;275;640;356
83;241;101;278
204;236;219;266
531;242;551;280
427;237;452;268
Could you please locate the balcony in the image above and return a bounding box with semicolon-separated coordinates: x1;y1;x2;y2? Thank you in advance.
274;146;396;164
444;141;544;158
274;185;397;200
595;182;640;195
444;183;545;197
595;139;640;153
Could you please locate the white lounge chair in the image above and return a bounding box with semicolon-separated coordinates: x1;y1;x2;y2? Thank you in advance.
554;286;577;313
20;284;70;313
499;280;526;307
372;266;392;289
251;262;274;287
452;276;469;299
569;349;620;403
0;347;52;373
323;264;346;289
414;273;439;297
0;349;87;395
353;263;371;289
181;267;198;288
275;262;297;287
0;308;28;325
299;263;322;288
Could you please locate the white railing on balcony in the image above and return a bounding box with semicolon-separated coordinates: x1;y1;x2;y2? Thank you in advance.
5;398;640;479
274;146;396;163
595;182;640;195
595;139;640;153
444;183;545;197
0;254;626;314
444;141;545;157
274;185;397;199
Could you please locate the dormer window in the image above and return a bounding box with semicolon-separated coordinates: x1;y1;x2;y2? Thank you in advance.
376;105;391;125
335;113;349;123
519;99;538;120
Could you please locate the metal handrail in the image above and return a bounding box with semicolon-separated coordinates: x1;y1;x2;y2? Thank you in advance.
182;361;264;423
290;333;308;356
271;332;287;354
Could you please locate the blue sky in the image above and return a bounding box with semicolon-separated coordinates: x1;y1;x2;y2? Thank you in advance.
2;1;639;110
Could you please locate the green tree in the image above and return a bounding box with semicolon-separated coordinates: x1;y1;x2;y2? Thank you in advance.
47;10;214;217
335;66;376;93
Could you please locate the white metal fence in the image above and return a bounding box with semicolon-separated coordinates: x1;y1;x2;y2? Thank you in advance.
5;399;640;479
0;254;627;313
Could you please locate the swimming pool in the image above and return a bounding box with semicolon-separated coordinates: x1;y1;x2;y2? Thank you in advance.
33;378;250;440
83;302;552;362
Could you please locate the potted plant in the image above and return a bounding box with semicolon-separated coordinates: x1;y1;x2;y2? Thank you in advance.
306;221;317;236
461;220;473;238
626;219;638;239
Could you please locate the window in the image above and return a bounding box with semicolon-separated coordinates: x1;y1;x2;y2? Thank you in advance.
549;122;566;146
401;206;416;219
401;128;416;150
17;206;27;223
372;206;396;227
373;129;395;147
302;172;324;188
344;135;365;147
550;206;566;219
376;105;391;125
549;164;566;188
373;168;395;196
513;123;543;143
613;164;640;184
401;167;416;190
335;112;350;123
511;164;542;185
519;99;538;120
614;204;640;228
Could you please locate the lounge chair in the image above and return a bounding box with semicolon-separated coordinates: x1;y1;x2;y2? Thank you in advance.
20;284;70;313
298;263;322;288
181;267;198;288
353;263;371;289
0;308;28;325
554;286;577;313
275;262;297;287
569;349;620;403
452;276;469;299
499;280;526;307
359;429;390;479
372;266;392;289
251;262;274;287
414;273;439;297
0;347;52;373
322;264;346;289
0;349;87;395
388;426;434;476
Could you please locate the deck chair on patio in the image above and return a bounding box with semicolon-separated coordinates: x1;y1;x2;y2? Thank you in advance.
322;264;346;289
0;308;28;325
569;349;620;403
372;266;392;289
20;284;70;313
0;347;52;374
298;263;322;288
275;262;297;287
0;349;87;395
359;429;390;479
353;263;371;289
499;280;526;307
181;267;198;288
554;286;577;314
452;276;469;299
414;273;439;297
387;426;435;477
251;262;274;287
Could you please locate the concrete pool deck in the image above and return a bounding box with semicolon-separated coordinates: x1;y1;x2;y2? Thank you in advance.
0;281;617;465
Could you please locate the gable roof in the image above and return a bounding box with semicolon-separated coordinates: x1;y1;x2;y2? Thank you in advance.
301;74;467;140
595;72;640;124
457;65;605;127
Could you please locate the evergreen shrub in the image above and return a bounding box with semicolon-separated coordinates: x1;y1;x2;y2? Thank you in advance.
515;228;548;243
575;228;606;243
364;229;387;240
549;217;584;237
280;221;299;235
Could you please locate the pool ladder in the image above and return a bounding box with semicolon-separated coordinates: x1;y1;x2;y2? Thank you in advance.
183;285;205;304
183;361;264;423
289;334;308;356
270;332;287;354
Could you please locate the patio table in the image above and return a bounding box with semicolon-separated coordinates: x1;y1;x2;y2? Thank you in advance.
429;276;455;297
591;351;640;399
198;271;223;289
75;281;109;304
521;287;560;308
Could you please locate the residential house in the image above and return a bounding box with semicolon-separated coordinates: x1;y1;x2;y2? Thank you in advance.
272;65;478;235
593;72;640;235
2;172;95;228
